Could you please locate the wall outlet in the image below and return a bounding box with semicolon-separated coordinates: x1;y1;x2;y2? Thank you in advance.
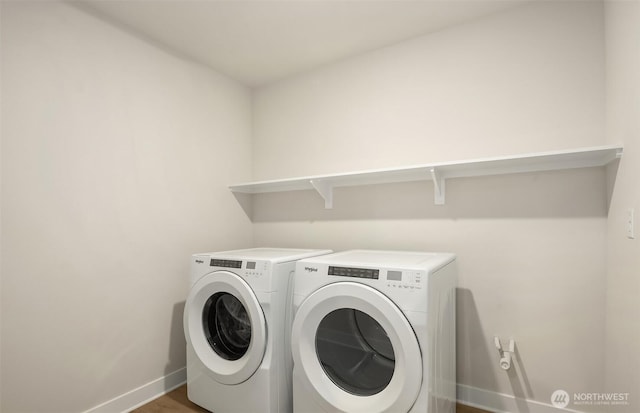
627;208;635;239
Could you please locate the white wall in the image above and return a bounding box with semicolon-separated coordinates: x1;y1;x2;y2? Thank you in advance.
0;2;252;412
604;2;640;412
253;1;608;411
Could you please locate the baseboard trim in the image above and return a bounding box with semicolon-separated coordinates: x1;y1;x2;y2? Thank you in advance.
84;373;593;413
83;368;187;413
457;383;585;413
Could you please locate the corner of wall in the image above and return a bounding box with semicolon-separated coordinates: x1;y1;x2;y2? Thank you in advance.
604;1;640;411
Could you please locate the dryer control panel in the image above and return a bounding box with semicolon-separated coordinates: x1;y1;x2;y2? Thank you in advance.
325;265;423;290
386;270;423;290
328;266;379;279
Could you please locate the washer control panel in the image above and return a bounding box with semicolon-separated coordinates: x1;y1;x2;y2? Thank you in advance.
210;258;242;268
210;258;268;278
243;260;268;278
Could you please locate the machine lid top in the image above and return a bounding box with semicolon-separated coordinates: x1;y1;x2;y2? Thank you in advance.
198;247;332;263
300;249;455;270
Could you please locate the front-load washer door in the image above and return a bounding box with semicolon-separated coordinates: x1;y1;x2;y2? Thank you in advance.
291;282;422;413
184;270;266;385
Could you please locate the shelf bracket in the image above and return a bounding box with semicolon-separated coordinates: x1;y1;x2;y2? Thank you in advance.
430;168;446;205
310;179;333;209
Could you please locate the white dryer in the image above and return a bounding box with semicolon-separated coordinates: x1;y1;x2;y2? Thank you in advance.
291;250;457;413
184;247;331;413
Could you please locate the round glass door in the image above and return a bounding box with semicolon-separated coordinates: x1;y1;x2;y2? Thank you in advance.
291;282;422;413
316;308;395;396
203;292;252;361
184;271;266;385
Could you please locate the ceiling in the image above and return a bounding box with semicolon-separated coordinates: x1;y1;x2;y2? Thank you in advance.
75;0;528;87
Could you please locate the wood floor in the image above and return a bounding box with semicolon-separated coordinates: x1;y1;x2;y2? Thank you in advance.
133;385;492;413
457;403;494;413
132;385;207;413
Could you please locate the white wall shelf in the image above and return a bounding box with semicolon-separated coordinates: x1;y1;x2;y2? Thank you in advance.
229;145;623;208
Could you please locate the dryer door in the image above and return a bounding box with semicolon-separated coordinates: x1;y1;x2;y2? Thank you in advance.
291;282;422;413
184;270;266;385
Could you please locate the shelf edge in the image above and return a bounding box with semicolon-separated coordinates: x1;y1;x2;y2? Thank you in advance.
228;144;623;194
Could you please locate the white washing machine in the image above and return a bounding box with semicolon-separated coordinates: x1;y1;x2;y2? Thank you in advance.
291;250;457;413
184;247;332;413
